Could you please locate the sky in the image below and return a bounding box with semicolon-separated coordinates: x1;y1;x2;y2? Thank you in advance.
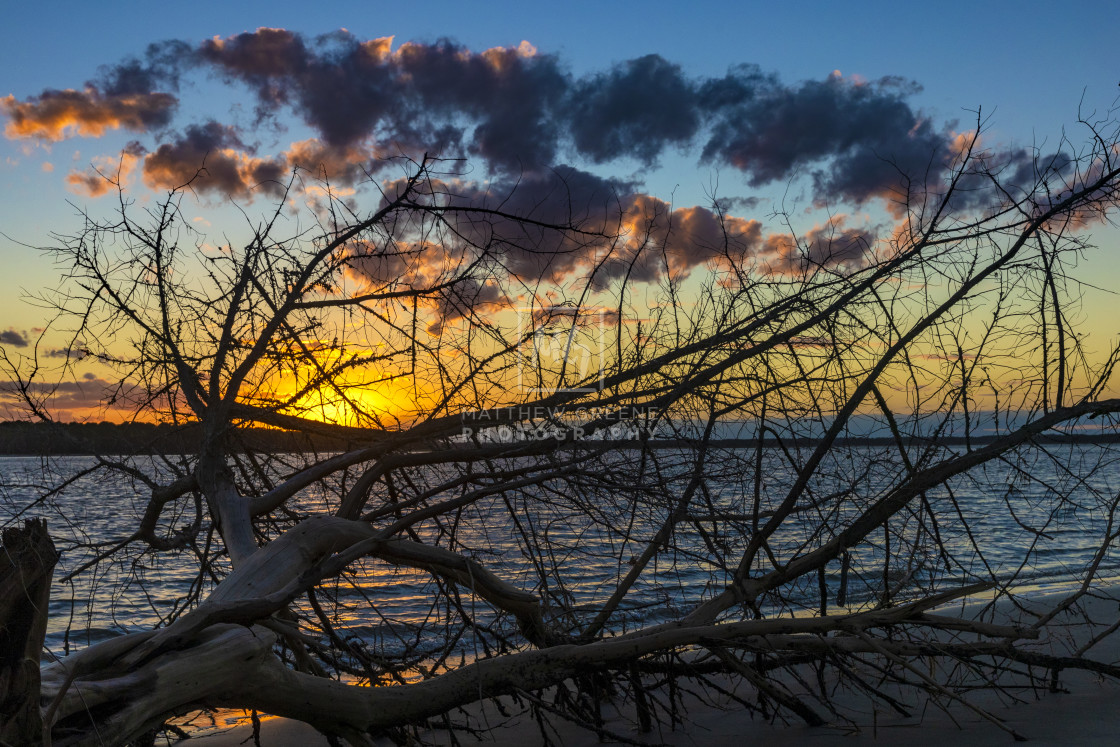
0;0;1118;420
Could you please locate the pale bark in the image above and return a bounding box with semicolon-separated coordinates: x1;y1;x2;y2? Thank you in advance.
13;115;1120;746
42;584;1015;743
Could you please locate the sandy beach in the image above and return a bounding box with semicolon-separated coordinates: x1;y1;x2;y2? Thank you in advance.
186;587;1120;746
189;683;1120;746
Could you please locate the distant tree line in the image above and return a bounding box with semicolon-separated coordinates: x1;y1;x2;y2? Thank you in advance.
0;421;356;456
1;419;1117;456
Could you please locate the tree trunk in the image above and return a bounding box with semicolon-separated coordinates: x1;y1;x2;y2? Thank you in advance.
0;519;58;746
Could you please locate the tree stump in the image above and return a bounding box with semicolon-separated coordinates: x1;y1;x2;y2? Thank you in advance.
0;519;58;746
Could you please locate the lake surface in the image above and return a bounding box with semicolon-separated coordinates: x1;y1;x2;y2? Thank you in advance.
3;443;1119;658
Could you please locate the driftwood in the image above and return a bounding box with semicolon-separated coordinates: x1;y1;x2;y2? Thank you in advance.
0;519;58;746
3;98;1120;745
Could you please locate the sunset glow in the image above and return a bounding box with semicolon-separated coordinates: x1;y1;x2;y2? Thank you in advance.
0;5;1116;422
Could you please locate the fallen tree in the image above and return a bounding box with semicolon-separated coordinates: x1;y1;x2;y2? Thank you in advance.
3;106;1120;745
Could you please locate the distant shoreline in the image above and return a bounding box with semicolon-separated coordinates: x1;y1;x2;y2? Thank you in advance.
1;420;1118;456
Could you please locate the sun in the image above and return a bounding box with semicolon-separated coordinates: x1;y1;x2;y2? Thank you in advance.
302;384;409;426
280;362;424;427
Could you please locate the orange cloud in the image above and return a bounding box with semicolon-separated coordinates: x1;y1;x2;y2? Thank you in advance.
143;147;284;198
283;138;376;185
66;150;140;197
1;88;176;141
612;195;765;281
479;40;539;73
140;122;286;199
360;36;394;61
758;215;875;276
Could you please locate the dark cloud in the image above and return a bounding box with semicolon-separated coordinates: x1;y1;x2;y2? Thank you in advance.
67;168;116;197
365;165;767;295
427;279;509;335
1;40;183;143
7;28;1066;213
696;64;773;110
181;32;965;199
587;194;766;286
43;348;81;359
703;73;945;204
433;165;632;285
0;332;85;360
93;40;191;96
936;144;1076;215
199;27;311;82
142;120;286;198
760;217;875;276
190;34;699;173
567;55;699;165
0;328;29;347
715;196;765;213
141;129;386;198
97;60;170;97
391;39;568;171
198;27;314;126
286;36;401;148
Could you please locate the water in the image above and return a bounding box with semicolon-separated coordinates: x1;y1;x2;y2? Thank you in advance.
3;442;1120;659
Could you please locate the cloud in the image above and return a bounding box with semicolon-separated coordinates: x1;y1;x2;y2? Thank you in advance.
361;165;768;297
1;39;184;144
0;375;140;420
343;236;465;294
189;34;966;198
283;138;377;186
759;216;875;276
95;40;191;95
66;144;142;197
188;33;696;174
138;130;386;199
701;72;945;205
42;347;82;359
942;144;1076;216
0;328;29;347
1;88;176;141
342;236;511;335
8;29;1073;218
388;38;567;172
426;279;509;335
419;166;632;286
199;27;312;91
136;131;385;200
141;121;286;198
67;167;117;197
605;195;765;284
442;167;765;287
567;55;699;165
